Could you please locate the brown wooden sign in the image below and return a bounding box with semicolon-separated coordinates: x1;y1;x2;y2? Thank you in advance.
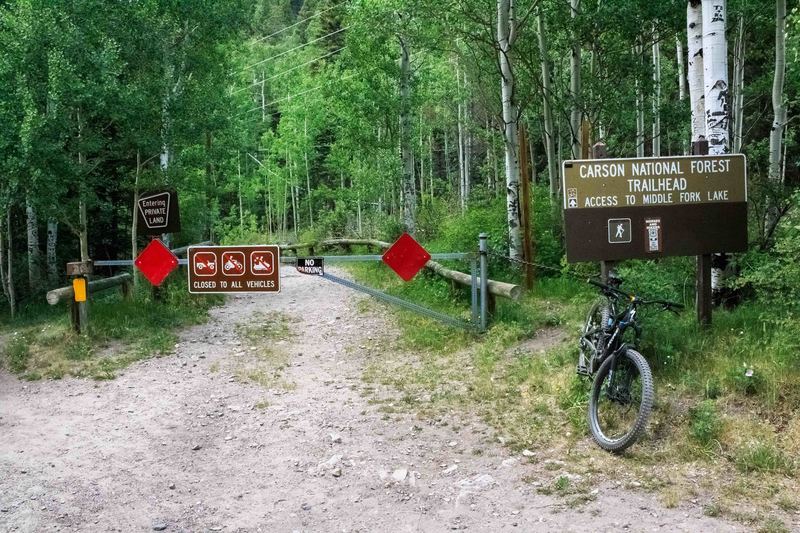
137;189;181;235
562;154;747;262
187;245;280;294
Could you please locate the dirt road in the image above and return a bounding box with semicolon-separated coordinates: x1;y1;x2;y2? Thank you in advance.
0;269;741;532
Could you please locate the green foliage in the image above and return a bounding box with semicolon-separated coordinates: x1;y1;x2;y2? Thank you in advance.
431;197;507;255
689;400;722;447
741;193;800;304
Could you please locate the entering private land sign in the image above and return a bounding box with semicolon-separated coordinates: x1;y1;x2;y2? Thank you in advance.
562;154;747;262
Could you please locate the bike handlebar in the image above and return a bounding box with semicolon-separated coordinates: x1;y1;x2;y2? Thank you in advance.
587;278;684;310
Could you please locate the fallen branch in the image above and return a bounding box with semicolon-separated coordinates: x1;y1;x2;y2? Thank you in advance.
280;239;521;301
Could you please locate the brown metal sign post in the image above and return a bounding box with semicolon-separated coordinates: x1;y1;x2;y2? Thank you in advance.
562;154;747;325
187;245;281;294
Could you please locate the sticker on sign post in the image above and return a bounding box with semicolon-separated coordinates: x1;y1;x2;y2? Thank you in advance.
296;257;324;276
645;218;662;253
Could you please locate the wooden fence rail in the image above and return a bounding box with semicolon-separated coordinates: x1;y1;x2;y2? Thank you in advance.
46;273;133;306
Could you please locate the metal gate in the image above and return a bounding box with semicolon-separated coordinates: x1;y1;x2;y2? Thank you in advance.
93;236;492;333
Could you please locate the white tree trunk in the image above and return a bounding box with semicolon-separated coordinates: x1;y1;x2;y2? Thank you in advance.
537;11;558;197
304;117;313;228
687;1;705;143
464;70;472;203
676;36;688;154
569;0;582;159
26;198;41;290
46;218;58;286
676;36;687;101
635;40;645;158
498;0;522;260
76;109;90;263
6;209;15;318
702;0;730;154
732;14;745;153
457;64;466;212
419;116;425;201
456;64;471;212
485;118;493;191
399;36;416;234
429;132;434;204
261;74;266;123
0;213;8;302
768;0;786;185
766;0;787;231
652;26;662;157
444;129;451;187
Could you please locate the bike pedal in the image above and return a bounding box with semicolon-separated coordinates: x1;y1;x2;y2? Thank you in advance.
576;364;591;377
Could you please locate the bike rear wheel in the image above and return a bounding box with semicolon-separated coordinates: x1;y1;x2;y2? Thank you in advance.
588;349;653;453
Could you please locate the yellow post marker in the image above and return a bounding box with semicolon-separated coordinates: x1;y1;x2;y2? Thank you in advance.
73;277;87;302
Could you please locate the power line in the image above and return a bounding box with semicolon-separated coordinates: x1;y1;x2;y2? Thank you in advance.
238;50;426;115
240;72;359;116
252;1;348;45
232;47;346;95
241;26;351;72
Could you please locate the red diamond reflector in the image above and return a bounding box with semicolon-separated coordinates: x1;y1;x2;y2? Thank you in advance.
135;239;179;286
382;233;431;282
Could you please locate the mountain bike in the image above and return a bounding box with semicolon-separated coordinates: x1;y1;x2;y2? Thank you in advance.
577;277;683;453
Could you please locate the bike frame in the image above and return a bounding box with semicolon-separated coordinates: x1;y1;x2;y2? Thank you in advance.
582;295;644;375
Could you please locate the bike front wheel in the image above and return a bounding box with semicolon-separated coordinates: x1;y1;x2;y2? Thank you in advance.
588;349;654;453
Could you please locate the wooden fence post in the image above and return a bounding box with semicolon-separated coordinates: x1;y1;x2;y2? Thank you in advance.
519;123;535;291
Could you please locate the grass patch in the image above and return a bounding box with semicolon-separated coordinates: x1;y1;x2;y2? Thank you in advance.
236;311;295;344
4;335;31;372
228;312;296;391
734;442;796;476
1;276;220;380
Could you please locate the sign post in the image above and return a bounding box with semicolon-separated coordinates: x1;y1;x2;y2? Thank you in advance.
562;154;747;324
66;261;93;334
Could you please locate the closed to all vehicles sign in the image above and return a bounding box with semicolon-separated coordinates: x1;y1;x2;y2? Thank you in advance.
188;245;280;293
